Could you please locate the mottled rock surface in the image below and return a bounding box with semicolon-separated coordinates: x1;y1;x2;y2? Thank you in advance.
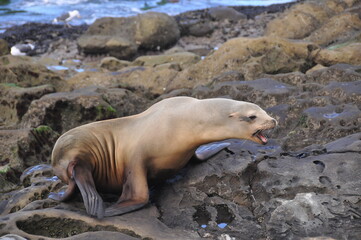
0;55;66;90
167;37;319;91
0;1;360;240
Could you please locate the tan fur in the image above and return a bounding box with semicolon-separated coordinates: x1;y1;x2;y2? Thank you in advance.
51;97;276;215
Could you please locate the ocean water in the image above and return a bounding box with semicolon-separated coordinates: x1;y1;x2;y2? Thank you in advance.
0;0;294;31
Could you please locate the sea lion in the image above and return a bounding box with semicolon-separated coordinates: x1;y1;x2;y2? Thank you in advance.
50;97;277;218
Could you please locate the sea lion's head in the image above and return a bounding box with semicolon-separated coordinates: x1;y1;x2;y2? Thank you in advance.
228;102;277;145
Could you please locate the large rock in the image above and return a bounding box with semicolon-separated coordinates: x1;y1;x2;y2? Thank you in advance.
0;55;66;90
265;2;332;39
208;6;247;22
167;37;319;91
314;42;361;66
78;12;180;59
0;165;199;239
20;87;148;134
304;12;361;46
0;127;59;193
163;63;361;151
159;133;361;239
0;84;55;127
265;0;361;43
134;12;180;50
78;32;138;59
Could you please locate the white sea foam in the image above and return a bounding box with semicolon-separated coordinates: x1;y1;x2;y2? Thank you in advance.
1;0;295;30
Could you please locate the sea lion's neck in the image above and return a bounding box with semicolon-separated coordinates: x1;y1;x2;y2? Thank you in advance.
175;101;235;148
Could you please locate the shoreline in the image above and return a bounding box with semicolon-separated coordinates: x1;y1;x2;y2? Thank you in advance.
0;2;296;58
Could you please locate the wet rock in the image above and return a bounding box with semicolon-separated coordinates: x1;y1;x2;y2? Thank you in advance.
304;12;361;46
0;55;66;90
0;84;55;127
99;57;131;71
168;37;319;91
0;39;9;56
78;12;180;59
314;42;361;66
133;52;200;70
0;127;59;193
208;6;247;22
20;87;147;133
0;196;199;239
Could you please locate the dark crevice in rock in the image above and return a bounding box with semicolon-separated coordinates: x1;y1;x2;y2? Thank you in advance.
16;215;142;239
214;204;235;225
242;160;261;215
193;204;211;226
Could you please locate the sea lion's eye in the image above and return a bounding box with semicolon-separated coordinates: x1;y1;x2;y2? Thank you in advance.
248;115;257;120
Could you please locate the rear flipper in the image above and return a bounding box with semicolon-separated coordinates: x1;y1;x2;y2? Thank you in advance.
104;200;148;217
195;142;231;160
72;164;105;219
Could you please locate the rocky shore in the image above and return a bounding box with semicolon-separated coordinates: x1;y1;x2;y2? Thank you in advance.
0;0;360;239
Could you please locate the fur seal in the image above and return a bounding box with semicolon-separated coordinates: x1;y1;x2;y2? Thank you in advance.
50;97;277;218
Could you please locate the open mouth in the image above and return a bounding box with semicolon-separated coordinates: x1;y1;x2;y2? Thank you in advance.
253;129;269;145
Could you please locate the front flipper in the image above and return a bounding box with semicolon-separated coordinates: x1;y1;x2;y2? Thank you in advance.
104;166;149;217
73;164;105;219
48;179;76;201
195;142;231;160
